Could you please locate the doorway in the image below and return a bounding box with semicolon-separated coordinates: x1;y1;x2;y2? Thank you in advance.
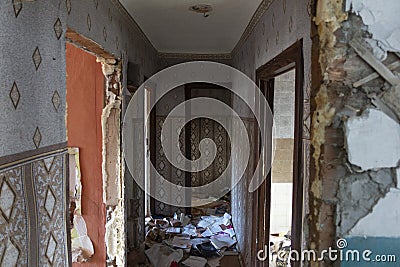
150;83;233;216
65;29;124;265
255;40;304;267
66;42;106;265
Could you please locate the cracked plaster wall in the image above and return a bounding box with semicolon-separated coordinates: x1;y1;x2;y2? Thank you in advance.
311;1;400;266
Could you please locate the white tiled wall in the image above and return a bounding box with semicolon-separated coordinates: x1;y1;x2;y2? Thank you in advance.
270;182;293;234
273;69;296;139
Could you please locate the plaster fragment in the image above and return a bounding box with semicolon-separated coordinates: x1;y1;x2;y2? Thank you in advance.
71;215;95;262
347;0;400;58
350;188;400;237
337;170;394;235
345;108;400;171
105;204;125;266
101;97;122;206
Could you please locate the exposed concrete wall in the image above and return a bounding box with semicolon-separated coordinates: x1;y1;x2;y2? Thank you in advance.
274;69;296;139
311;1;400;266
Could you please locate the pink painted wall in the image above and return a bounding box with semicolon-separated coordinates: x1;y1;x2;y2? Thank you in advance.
66;43;106;266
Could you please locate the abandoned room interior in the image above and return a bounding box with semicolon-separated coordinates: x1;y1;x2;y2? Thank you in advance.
0;0;400;266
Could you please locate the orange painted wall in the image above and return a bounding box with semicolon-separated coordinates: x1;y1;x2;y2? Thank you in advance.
66;43;106;266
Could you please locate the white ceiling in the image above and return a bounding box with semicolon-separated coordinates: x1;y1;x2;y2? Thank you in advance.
120;0;263;54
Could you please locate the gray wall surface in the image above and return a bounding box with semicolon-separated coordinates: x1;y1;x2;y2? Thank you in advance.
0;0;158;157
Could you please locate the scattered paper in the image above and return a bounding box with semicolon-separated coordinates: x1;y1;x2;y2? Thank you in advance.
182;224;197;237
220;213;231;226
182;256;207;267
223;228;236;237
166;227;181;234
145;244;183;267
201;228;214;237
167;236;191;249
197;216;218;228
210;235;236;249
198;213;232;229
208;223;223;234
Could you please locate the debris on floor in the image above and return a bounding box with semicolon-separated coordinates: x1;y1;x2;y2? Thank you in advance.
131;200;238;267
269;232;291;267
145;243;184;267
182;256;208;267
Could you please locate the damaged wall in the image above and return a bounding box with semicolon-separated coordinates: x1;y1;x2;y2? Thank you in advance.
311;0;400;266
66;43;105;265
99;57;126;266
0;0;159;266
0;0;158;158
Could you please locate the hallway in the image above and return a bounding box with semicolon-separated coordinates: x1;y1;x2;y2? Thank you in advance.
0;0;400;267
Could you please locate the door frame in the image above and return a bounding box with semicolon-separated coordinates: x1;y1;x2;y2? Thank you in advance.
254;39;304;266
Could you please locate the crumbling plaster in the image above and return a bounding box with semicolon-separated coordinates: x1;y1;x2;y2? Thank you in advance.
346;0;400;59
344;108;400;171
98;57;125;266
311;0;400;265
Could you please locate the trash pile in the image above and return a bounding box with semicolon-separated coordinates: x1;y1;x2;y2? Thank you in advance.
269;232;291;267
141;201;238;267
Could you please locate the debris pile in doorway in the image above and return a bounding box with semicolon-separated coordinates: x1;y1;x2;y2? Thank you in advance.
269;233;291;267
131;200;239;267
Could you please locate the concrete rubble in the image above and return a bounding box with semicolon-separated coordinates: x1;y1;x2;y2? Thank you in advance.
345;108;400;171
346;0;400;59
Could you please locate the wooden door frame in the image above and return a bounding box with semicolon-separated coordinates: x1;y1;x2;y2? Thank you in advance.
254;39;304;266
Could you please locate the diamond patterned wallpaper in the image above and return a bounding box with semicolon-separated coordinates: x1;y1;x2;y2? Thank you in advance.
0;0;160;264
0;151;68;266
230;0;312;265
153;87;232;216
0;168;27;266
0;0;158;158
32;155;67;266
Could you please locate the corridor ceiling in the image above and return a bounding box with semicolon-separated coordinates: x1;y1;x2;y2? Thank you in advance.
120;0;264;54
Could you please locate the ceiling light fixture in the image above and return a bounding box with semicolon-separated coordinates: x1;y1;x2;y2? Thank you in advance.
189;4;213;18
